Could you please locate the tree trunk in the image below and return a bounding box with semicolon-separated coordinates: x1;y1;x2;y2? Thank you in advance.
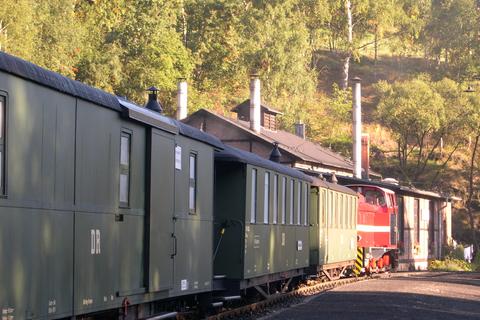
467;134;479;256
341;0;353;89
180;0;187;47
342;55;350;90
374;25;378;63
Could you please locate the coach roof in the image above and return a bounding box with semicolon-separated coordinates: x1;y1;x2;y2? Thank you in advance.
0;51;223;149
216;144;312;182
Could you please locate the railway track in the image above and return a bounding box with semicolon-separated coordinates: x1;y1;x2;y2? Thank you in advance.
206;273;391;320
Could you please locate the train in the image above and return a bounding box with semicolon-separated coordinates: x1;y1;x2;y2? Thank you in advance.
0;51;397;320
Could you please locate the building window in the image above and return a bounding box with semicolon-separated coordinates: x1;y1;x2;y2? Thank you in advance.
304;183;308;226
397;196;404;245
289;179;294;224
119;131;131;207
273;174;278;224
250;168;257;223
282;177;287;224
414;198;420;243
189;153;197;213
297;181;302;225
414;199;420;243
264;172;270;224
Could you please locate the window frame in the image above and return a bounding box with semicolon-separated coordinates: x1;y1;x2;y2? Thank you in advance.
119;129;132;208
282;176;287;224
289;179;294;225
188;152;198;214
303;183;308;226
263;171;270;224
250;168;258;224
273;174;278;224
0;93;7;197
297;181;302;225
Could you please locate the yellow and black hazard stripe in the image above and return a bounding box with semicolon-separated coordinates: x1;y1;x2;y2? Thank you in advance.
354;247;363;276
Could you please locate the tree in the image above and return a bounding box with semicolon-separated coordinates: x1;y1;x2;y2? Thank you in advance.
0;0;84;77
376;77;469;185
75;0;193;111
463;92;480;255
182;0;248;111
422;0;480;79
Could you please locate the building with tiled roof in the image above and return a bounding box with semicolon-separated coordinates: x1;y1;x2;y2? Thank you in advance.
184;96;380;178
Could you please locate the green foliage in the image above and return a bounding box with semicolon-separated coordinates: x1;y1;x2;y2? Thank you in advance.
429;244;478;272
423;0;480;80
375;76;471;185
0;0;83;77
75;0;193;110
428;257;472;271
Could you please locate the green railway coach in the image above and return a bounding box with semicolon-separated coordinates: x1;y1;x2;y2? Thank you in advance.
0;52;222;319
309;178;358;279
213;145;312;295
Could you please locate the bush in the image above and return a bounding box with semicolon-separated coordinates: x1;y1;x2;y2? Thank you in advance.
428;257;472;272
472;252;480;272
442;244;465;260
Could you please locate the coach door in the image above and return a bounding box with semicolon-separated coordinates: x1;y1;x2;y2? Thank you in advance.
147;129;175;291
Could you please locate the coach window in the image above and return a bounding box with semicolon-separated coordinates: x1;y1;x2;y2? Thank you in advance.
119;130;131;207
303;183;308;226
289;179;294;224
264;172;270;224
333;192;338;228
320;189;326;226
282;177;287;224
189;153;197;213
0;95;5;195
297;181;302;225
250;168;257;223
273;174;278;224
328;191;332;228
348;196;353;228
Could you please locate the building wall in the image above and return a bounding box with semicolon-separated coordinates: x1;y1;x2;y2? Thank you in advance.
397;195;451;271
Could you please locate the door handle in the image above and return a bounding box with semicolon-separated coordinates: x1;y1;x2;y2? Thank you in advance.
171;233;177;258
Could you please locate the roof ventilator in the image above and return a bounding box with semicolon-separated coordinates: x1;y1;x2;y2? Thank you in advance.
145;86;163;113
269;142;282;163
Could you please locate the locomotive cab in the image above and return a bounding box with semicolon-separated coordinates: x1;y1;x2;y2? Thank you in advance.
347;185;398;273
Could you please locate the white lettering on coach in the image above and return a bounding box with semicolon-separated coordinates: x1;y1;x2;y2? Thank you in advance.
90;229;101;255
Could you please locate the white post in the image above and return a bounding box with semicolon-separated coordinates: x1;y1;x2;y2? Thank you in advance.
176;79;188;120
250;75;261;133
353;77;362;179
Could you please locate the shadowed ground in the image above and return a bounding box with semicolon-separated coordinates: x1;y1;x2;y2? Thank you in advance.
262;272;480;320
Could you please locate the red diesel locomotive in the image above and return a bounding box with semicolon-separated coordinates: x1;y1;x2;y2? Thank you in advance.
347;185;398;274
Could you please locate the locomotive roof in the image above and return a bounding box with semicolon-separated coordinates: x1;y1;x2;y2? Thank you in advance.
346;184;395;195
216;144;313;182
0;51;223;149
311;177;358;196
336;174;457;201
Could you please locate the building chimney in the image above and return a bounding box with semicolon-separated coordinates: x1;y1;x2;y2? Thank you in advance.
352;77;362;179
269;142;282;163
176;79;188;120
295;122;306;139
330;172;338;184
145;86;163;113
361;133;370;179
249;74;261;133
